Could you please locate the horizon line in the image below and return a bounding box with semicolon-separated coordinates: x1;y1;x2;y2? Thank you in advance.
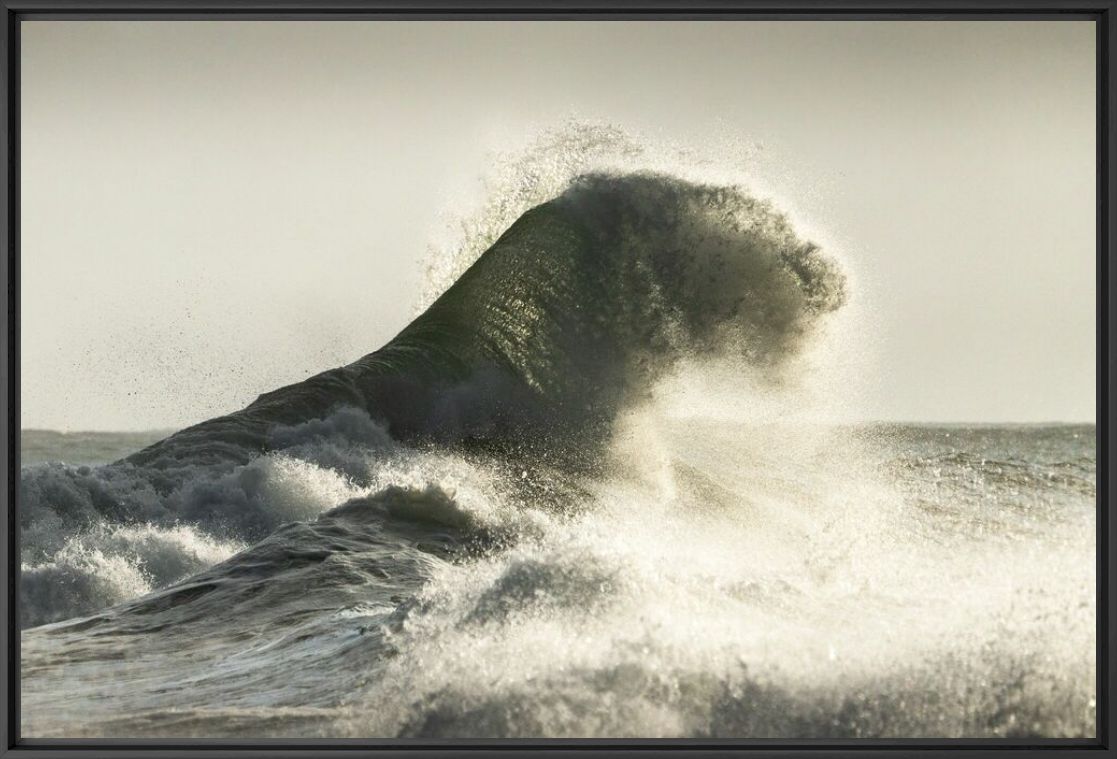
18;420;1099;435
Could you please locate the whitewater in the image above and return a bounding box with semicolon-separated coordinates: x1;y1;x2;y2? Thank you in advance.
18;129;1095;739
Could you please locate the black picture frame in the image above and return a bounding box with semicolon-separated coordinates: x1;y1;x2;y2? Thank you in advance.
1;2;1111;756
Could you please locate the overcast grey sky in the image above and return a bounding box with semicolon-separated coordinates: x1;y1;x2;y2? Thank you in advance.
21;20;1095;430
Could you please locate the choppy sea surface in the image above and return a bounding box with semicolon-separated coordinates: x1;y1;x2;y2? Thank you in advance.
19;421;1095;738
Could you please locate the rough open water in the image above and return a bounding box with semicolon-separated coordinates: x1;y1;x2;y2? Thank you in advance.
18;133;1096;739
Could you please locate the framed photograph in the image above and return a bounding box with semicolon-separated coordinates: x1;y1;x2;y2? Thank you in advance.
3;1;1111;756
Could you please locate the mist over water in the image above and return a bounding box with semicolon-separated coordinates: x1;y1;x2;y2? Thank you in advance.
20;125;1095;739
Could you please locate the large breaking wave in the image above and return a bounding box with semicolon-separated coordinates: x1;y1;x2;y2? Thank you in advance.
21;170;845;627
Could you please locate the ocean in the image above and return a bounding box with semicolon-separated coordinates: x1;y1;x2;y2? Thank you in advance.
17;172;1096;739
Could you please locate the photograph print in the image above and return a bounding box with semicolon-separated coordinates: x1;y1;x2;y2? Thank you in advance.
16;17;1098;741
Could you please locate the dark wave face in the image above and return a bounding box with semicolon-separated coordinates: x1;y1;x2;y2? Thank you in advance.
18;167;1094;740
126;173;846;468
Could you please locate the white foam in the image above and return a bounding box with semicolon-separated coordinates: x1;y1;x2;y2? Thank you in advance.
343;400;1095;738
21;524;244;628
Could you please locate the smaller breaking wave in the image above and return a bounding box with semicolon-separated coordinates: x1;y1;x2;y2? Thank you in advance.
18;407;554;628
20;524;244;629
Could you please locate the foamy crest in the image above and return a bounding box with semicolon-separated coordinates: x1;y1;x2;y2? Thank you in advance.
19;409;400;627
21;524;244;629
19;406;560;628
420;121;792;311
